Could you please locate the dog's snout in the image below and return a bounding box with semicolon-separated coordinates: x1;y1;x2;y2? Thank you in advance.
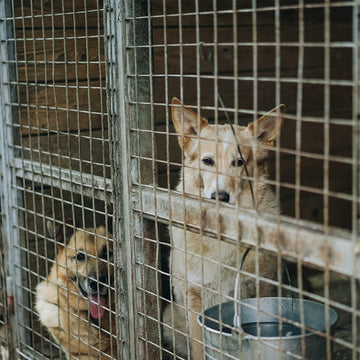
88;275;108;293
98;275;107;285
88;277;99;291
211;190;230;203
88;278;96;290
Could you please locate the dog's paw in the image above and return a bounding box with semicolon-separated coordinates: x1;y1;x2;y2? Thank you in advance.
36;282;60;328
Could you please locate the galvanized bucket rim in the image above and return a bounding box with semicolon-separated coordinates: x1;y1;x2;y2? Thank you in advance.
198;297;338;340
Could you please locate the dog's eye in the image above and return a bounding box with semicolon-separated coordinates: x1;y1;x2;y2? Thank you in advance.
76;252;86;261
202;157;214;166
232;158;244;167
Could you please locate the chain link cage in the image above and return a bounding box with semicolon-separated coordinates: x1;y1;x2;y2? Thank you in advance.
0;0;359;359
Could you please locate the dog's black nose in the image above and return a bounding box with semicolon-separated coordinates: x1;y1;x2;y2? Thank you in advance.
88;276;107;292
211;190;230;203
88;278;98;291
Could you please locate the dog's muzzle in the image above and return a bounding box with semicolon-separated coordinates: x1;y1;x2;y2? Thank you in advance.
77;275;109;320
88;275;108;296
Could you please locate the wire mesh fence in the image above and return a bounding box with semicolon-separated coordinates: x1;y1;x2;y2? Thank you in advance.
0;0;359;359
1;0;115;358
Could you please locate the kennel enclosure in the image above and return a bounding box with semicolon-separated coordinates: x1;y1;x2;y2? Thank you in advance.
0;0;359;359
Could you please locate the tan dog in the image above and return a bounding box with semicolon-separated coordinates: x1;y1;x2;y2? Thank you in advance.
163;98;285;358
36;223;117;359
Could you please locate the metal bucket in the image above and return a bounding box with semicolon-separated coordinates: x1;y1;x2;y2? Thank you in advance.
198;297;338;360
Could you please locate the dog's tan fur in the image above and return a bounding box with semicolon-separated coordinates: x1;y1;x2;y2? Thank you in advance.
163;98;285;359
36;223;116;359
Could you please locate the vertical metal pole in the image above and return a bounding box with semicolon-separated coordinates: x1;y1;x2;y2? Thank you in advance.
105;1;134;359
352;3;360;358
0;0;25;355
105;0;157;358
355;4;360;248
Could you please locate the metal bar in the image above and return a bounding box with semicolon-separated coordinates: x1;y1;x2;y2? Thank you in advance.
13;158;112;200
0;0;24;355
105;1;136;359
128;1;159;358
351;2;360;358
133;187;360;279
323;3;332;359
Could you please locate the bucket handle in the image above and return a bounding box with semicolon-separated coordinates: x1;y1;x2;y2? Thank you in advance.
233;248;250;328
233;251;296;329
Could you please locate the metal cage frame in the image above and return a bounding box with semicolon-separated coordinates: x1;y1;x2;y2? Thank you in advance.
0;0;359;359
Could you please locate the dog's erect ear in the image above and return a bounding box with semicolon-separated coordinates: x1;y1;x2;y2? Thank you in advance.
47;218;74;246
171;97;208;150
248;104;285;146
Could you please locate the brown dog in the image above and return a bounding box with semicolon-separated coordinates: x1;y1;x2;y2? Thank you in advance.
36;222;117;359
163;98;285;358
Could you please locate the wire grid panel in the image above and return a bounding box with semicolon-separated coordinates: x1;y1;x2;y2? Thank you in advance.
0;0;358;360
0;0;120;359
108;0;360;359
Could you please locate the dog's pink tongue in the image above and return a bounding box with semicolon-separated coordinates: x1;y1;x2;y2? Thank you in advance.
89;294;106;319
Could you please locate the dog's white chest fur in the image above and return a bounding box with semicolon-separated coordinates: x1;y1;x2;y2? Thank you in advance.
171;226;245;305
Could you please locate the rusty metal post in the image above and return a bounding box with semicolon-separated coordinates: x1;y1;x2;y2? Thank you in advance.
0;0;26;355
105;0;158;358
129;2;161;359
105;1;134;358
352;3;360;352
